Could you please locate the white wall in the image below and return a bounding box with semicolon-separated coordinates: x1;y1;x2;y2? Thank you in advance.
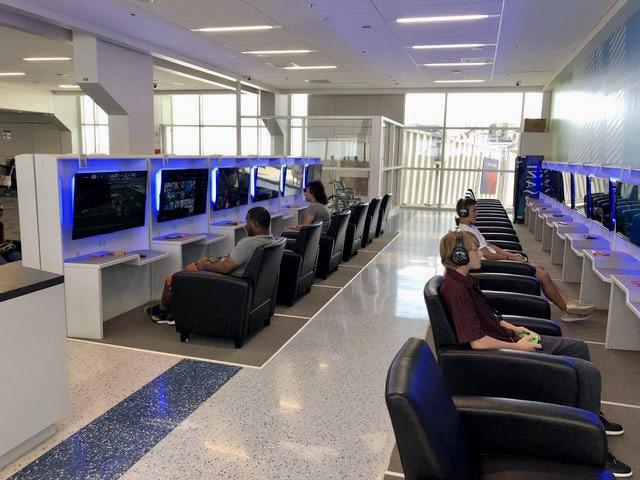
0;123;70;157
53;95;81;154
308;94;404;123
0;82;54;114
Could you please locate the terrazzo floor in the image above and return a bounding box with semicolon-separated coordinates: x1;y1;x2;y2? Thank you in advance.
2;209;442;479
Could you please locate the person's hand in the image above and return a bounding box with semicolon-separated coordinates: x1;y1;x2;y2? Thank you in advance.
516;334;542;351
508;253;525;262
513;326;534;335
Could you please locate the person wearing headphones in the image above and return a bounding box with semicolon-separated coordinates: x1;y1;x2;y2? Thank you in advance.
438;230;631;477
455;197;594;322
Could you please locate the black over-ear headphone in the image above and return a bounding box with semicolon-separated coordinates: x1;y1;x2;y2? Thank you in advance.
450;231;469;266
457;202;469;218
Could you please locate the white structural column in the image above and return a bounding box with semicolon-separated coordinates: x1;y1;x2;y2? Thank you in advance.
73;32;154;154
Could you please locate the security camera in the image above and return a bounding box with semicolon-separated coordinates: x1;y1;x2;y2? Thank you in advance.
153;81;158;89
515;81;522;87
243;76;252;81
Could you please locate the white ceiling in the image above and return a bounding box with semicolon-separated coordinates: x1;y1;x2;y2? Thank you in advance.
0;0;623;91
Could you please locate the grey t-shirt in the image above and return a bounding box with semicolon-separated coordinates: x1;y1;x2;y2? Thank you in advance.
229;234;275;277
306;202;332;233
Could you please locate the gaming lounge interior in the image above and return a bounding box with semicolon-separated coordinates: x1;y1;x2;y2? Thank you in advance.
4;1;640;479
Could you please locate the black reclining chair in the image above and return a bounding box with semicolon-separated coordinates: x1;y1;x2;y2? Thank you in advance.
473;260;536;277
277;223;322;306
172;238;286;348
386;338;613;480
362;197;382;246
376;193;393;237
343;202;368;261
317;210;350;279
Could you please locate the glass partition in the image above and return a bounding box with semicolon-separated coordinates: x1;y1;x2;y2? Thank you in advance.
561;172;572;208
590;177;609;226
616;182;640;239
574;173;588;215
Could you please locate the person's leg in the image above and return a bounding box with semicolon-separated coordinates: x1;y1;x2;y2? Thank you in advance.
160;263;198;307
535;266;569;310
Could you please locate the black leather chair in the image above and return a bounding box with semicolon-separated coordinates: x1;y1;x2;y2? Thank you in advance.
362;197;382;246
317;210;351;279
172;238;286;348
343;202;368;261
473;260;536;277
277;223;322;306
386;338;613;480
376;193;393;237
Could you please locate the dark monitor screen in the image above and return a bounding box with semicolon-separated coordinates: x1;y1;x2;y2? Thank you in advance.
284;165;304;197
253;166;281;202
306;164;322;183
157;169;208;223
616;182;640;240
72;170;147;240
590;177;610;226
213;167;250;211
561;172;572;207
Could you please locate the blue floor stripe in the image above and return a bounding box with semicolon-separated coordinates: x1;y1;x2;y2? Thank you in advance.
11;359;240;480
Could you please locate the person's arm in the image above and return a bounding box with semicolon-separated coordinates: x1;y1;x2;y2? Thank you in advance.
471;335;541;351
481;245;523;261
197;256;239;274
499;319;533;335
287;213;315;231
489;243;525;261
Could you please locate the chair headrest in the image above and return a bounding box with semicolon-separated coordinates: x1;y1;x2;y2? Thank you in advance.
424;276;461;352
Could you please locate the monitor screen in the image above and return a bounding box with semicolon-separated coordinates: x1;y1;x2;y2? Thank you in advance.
590;177;609;226
253;166;281;202
284;165;304;197
306;164;322;183
157;169;208;223
213;167;250;211
560;172;572;207
72;170;147;240
616;182;640;239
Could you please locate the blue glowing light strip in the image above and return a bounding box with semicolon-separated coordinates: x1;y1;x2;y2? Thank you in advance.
280;165;286;195
211;168;218;203
250;167;256;198
155;170;163;212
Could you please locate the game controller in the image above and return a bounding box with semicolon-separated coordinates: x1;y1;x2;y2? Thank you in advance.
585;234;598;240
518;331;540;344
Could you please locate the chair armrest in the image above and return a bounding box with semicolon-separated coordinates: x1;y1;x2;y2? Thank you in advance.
454;396;607;467
280;249;301;272
470;273;540;296
439;348;579;406
474;260;535;276
483;290;551;319
483;232;520;243
284;238;296;251
282;231;298;239
501;315;562;336
319;235;334;251
489;240;522;252
476;227;516;235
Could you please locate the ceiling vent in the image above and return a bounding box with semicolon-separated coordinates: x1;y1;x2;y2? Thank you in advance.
306;79;331;84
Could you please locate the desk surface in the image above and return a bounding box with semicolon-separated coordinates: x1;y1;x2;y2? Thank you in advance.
0;262;63;303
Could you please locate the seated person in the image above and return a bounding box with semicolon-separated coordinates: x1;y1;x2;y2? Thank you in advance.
145;206;274;325
286;180;331;234
456;197;594;322
439;230;631;477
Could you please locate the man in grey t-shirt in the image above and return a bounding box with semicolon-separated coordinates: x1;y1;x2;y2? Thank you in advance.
146;207;273;324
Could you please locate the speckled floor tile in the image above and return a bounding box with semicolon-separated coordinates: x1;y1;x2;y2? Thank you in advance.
8;360;240;480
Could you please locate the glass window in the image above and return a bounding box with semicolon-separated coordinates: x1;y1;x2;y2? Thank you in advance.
201;94;236;125
241;92;259;117
241;127;258;155
523;92;544;120
81;96;95;124
291;128;304;156
404;93;445;127
446;92;523;128
201;127;236;155
171;95;199;125
81;125;96;155
291;94;308;117
259;127;272;155
171;126;199;155
80;96;109;154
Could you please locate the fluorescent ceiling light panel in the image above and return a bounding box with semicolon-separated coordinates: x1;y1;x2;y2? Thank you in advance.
0;72;26;76
423;62;491;67
155;66;236;91
398;14;496;24
191;25;275;32
283;65;337;70
22;57;71;62
242;49;314;55
433;79;485;83
413;43;494;50
58;84;80;88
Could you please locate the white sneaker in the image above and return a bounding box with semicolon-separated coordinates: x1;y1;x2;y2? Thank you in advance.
560;312;590;322
565;302;595;316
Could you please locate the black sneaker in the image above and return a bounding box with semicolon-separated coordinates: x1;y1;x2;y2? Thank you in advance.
144;304;175;325
600;413;624;436
606;450;633;478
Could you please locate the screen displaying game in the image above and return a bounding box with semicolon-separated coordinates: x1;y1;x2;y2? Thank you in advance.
72;171;147;240
284;165;304;197
158;169;208;223
306;164;322;184
213;167;251;211
253;166;281;202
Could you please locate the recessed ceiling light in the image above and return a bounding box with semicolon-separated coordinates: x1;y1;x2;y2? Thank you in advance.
412;43;495;50
242;49;314;55
57;84;80;88
423;62;492;67
397;14;495;24
0;72;26;76
283;65;337;70
433;79;485;83
22;57;72;62
191;25;276;32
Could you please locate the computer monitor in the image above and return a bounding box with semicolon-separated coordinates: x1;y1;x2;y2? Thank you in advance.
157;168;208;223
306;164;322;184
253;166;281;202
213;167;251;211
72;170;147;240
284;165;304;197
